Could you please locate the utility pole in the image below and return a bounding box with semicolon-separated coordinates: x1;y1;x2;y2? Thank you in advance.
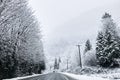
67;58;68;69
76;44;82;68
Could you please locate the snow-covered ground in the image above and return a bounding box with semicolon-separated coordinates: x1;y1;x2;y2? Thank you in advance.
61;72;109;80
93;73;120;80
4;68;120;80
4;72;109;80
61;67;120;80
3;74;44;80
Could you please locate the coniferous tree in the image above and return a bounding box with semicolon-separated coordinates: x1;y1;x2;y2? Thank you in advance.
54;58;58;70
96;13;120;67
84;39;92;53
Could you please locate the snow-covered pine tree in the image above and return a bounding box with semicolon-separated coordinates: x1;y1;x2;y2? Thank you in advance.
96;13;120;67
54;58;58;70
84;39;92;53
59;57;61;63
96;31;108;67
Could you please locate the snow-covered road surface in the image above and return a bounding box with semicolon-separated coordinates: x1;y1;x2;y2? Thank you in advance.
4;72;109;80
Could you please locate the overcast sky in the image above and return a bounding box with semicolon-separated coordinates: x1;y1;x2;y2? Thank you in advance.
28;0;120;58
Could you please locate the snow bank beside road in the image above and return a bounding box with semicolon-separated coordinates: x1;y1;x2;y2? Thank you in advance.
3;74;44;80
94;73;120;79
61;72;109;80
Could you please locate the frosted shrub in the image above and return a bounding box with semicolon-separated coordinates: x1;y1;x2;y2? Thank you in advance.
83;50;97;67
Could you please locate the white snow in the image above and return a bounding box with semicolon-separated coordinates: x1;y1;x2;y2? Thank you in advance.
3;74;44;80
94;73;120;80
61;72;109;80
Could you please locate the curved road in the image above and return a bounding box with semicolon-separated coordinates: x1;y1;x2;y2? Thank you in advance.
20;73;77;80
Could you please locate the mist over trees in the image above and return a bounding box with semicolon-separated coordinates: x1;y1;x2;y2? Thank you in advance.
48;13;120;70
78;13;120;68
0;0;45;79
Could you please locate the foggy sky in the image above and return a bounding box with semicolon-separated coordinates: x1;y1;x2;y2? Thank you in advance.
28;0;120;58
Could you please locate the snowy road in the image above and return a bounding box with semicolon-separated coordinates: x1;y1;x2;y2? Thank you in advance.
4;72;109;80
19;73;77;80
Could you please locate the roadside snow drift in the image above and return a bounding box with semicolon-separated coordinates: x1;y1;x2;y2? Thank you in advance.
61;72;109;80
3;74;43;80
